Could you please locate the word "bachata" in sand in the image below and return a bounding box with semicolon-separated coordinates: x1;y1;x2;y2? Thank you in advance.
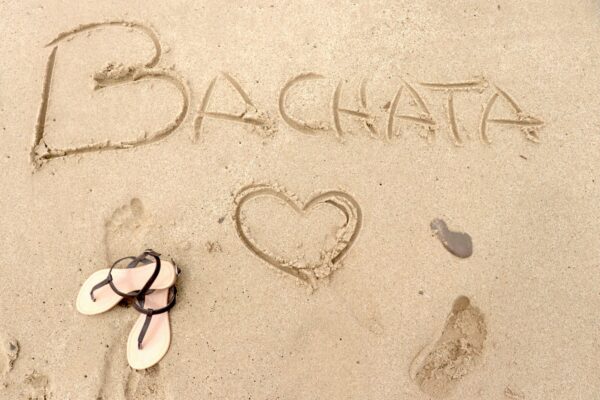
33;20;544;169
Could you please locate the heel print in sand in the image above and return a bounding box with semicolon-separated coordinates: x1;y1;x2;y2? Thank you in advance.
233;183;362;289
32;21;190;169
124;365;167;399
410;296;487;398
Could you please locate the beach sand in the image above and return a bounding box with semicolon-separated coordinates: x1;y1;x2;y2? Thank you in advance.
0;1;599;398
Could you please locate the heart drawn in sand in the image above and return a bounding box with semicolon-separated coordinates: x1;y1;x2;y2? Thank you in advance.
32;21;190;169
234;183;362;288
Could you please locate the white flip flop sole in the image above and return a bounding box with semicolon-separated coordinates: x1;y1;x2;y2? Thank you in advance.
127;288;173;370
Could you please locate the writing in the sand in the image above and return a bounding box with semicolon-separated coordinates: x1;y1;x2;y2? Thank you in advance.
195;73;543;146
32;20;544;169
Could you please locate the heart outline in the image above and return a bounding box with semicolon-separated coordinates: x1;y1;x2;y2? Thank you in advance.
234;183;362;288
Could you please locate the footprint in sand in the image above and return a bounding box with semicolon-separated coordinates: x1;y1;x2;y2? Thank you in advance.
94;334;168;400
97;198;174;399
410;296;487;398
103;198;156;261
124;365;167;400
23;371;51;400
0;333;19;385
103;197;191;263
94;322;131;400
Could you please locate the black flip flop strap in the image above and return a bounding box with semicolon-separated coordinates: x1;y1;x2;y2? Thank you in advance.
90;255;137;301
135;251;161;301
133;287;177;350
89;250;161;301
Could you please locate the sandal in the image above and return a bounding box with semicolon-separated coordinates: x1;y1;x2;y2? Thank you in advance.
76;249;177;315
127;286;177;369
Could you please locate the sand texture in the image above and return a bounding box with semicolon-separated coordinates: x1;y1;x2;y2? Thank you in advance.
1;1;600;399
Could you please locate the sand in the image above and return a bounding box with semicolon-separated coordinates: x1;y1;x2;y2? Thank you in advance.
0;1;599;399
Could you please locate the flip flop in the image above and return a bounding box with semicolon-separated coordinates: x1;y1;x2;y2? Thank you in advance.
127;286;177;370
76;250;177;315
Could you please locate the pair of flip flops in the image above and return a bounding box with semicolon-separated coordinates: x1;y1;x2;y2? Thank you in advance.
76;249;179;369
